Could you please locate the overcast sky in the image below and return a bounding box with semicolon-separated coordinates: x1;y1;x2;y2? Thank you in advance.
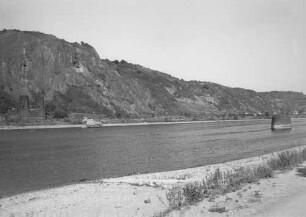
0;0;305;93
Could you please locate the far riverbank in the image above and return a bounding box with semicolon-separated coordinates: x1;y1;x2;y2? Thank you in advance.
0;119;254;130
0;118;295;130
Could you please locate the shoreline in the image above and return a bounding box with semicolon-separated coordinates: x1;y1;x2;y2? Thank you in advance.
1;117;306;131
0;118;274;131
2;144;305;199
0;124;85;130
1;145;306;217
102;145;306;185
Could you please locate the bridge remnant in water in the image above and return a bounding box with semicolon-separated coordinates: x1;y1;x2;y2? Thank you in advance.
271;113;292;131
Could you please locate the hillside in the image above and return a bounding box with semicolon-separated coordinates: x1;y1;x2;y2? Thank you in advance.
0;29;305;119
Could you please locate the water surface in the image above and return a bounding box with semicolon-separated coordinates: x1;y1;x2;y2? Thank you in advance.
1;119;306;197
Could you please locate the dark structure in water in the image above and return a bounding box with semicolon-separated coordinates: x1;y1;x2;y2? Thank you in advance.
18;95;46;120
271;114;292;131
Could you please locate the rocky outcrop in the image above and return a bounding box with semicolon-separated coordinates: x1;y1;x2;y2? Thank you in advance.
0;29;305;118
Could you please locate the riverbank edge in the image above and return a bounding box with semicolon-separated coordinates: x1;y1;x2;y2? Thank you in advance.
0;119;251;130
102;145;306;186
2;145;306;198
2;118;306;130
2;117;306;131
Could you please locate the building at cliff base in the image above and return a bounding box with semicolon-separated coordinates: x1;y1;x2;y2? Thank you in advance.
18;95;46;120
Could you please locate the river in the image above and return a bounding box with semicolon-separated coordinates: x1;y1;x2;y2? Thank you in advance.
1;119;306;197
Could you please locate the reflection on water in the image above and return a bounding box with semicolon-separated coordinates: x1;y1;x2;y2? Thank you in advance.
271;128;292;134
1;119;306;197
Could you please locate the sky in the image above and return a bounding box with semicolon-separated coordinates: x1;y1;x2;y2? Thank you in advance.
0;0;305;93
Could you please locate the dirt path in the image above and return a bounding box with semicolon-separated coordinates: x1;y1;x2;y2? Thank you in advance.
254;191;306;217
251;167;306;217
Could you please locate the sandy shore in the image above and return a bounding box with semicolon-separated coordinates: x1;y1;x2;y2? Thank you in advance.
1;145;306;217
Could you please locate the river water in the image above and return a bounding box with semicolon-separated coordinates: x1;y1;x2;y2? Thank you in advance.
1;119;306;197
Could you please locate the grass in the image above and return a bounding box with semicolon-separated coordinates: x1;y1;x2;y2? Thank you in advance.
268;149;306;170
160;147;306;216
161;165;273;215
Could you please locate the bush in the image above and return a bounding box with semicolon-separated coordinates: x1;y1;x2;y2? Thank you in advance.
166;186;184;209
63;117;70;122
183;182;205;203
254;164;273;178
0;90;16;114
71;119;83;124
268;150;306;170
53;109;68;119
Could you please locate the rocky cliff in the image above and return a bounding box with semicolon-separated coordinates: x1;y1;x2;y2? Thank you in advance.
0;29;305;118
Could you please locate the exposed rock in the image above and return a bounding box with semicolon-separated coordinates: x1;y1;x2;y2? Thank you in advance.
144;199;151;203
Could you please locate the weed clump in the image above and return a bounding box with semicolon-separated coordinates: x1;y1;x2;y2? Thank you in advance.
183;181;206;203
166;186;184;209
165;165;272;210
164;148;306;214
268;149;306;170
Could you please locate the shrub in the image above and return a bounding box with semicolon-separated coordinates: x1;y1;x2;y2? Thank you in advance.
254;164;273;178
183;182;205;203
268;150;304;170
63;117;70;122
0;90;16;114
71;119;83;124
17;119;27;126
53;109;68;119
166;186;184;209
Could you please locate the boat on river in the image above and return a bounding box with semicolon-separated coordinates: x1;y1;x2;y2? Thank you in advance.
271;113;292;131
83;117;103;128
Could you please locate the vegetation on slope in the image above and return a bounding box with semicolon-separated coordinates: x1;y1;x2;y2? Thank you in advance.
0;89;16;114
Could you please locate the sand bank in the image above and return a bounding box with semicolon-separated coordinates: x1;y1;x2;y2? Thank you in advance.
1;146;306;217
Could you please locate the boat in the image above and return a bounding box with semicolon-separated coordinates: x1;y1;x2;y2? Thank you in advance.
271;113;292;131
82;117;103;128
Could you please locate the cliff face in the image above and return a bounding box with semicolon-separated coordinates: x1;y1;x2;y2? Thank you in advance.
0;30;111;114
0;30;305;117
